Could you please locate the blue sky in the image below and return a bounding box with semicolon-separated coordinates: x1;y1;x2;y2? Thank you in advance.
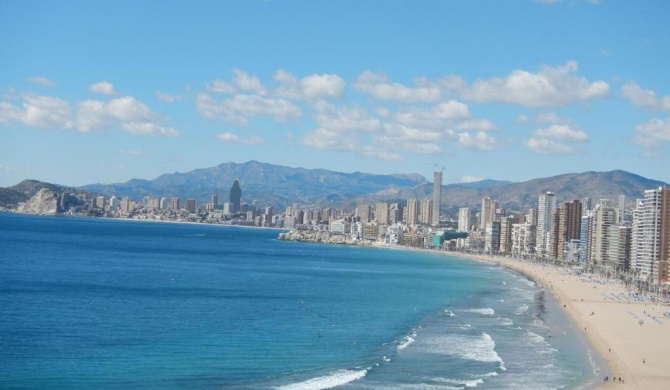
1;0;669;187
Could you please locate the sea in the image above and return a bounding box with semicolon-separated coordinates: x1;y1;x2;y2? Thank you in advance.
0;213;604;389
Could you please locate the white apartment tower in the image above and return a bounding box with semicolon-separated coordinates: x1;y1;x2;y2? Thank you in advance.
535;192;556;257
458;207;471;232
407;199;420;226
432;168;443;226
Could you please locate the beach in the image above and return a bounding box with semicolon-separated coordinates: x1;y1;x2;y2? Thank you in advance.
454;253;670;389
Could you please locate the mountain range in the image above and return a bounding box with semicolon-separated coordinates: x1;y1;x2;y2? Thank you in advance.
2;160;668;215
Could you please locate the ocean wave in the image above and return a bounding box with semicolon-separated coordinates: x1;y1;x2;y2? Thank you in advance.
421;332;506;371
526;331;546;344
514;304;529;314
444;310;456;317
464;308;495;316
435;377;484;387
498;317;514;326
397;335;415;351
275;369;367;390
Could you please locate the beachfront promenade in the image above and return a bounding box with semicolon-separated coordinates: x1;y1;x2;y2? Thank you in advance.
455;252;670;390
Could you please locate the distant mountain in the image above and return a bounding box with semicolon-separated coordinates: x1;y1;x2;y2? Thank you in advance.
0;179;85;214
81;160;428;209
5;164;667;216
357;169;668;214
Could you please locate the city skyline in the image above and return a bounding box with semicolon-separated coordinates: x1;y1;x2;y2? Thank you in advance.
2;1;670;188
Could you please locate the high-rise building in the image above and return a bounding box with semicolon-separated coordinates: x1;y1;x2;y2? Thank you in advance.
500;215;520;254
458;207;471;232
631;187;670;282
390;203;403;224
618;195;626;224
375;202;390;225
588;199;619;269
420;199;433;225
485;221;501;253
357;204;371;223
480;197;492;230
407;199;420;226
432;168;443;226
211;194;218;209
512;222;536;257
170;197;180;211
550;200;582;261
579;214;592;265
535;192;556;257
185;198;196;213
582;197;592;216
230;178;242;213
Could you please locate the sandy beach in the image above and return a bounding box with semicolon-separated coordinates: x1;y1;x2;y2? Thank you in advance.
452;253;670;389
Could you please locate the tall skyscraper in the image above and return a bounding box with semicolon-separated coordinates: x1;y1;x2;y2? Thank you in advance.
357;204;371;223
407;199;420;226
618;194;626;223
375;202;390;225
481;197;492;230
588;199;619;268
420;199;433;225
458;207;471;232
535;192;556;257
550;200;582;261
230;178;242;212
631;187;670;282
432;168;443;226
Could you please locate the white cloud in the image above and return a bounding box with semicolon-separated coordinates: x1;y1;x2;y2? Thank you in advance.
121;122;179;137
534;112;564;123
300;74;346;100
303;127;360;151
89;81;117;96
621;81;670;112
0;91;179;137
533;124;589;141
461;176;483;183
354;71;441;102
457;131;497;151
516;114;529;124
0;94;72;128
206;79;236;94
232;69;266;95
525;137;576;154
314;102;381;133
382;123;442;142
119;149;149;156
215;132;264;145
631;117;670;151
453;61;610;107
274;70;345;101
395;100;471;128
456;119;497;131
27;77;56;87
156;91;183;103
196;93;301;125
525;123;588;154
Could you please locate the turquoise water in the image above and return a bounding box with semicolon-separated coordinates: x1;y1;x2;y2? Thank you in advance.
0;213;602;389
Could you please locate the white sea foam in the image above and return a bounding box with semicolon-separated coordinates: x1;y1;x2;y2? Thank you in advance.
498;317;514;326
464;308;495;316
421;332;506;371
444;310;456;317
526;331;546;344
275;369;367;390
397;335;415;351
515;304;529;314
502;281;506;285
436;377;484;387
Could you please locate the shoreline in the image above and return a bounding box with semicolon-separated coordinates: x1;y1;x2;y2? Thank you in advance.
446;251;670;390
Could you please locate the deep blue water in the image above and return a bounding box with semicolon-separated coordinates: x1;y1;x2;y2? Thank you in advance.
0;213;602;389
